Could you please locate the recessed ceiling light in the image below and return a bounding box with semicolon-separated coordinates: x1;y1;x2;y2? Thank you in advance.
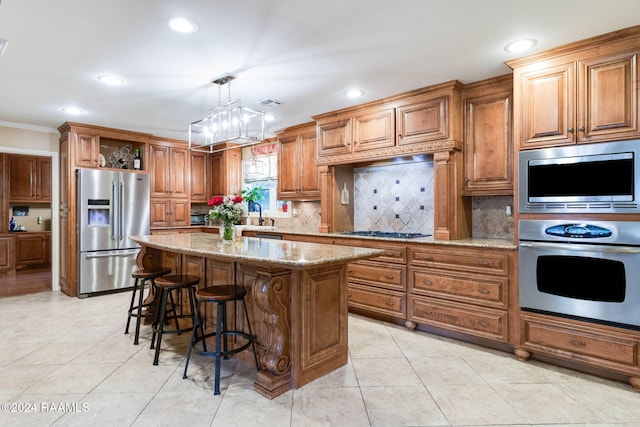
62;106;84;115
97;74;125;86
504;38;537;53
169;17;198;33
346;89;364;98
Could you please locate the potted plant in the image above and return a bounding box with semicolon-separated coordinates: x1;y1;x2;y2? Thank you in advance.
241;186;265;225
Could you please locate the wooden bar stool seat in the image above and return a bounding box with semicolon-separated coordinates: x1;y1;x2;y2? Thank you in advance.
183;285;259;395
125;267;172;345
150;274;200;366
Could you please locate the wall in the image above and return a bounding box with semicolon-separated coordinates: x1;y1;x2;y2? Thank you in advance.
8;204;52;232
0;124;60;291
471;195;514;239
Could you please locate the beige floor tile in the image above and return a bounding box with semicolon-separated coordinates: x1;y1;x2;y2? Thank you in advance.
360;385;448;426
428;383;528;425
351;357;422;387
0;364;63;395
410;355;487;386
51;391;155;427
292;386;370;427
92;361;177;394
22;362;120;395
557;381;640;423
385;324;458;359
494;383;604;424
211;386;293;427
1;393;86;427
131;391;218;426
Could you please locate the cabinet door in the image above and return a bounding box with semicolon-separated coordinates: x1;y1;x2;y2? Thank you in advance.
8;156;36;201
169;147;189;198
298;131;320;198
464;88;513;195
578;50;640;143
190;152;210;202
317;118;352;157
0;236;15;271
149;145;171;197
170;200;190;226
36;157;52;201
75;133;100;167
519;62;576;149
397;95;448;145
16;234;47;267
211;148;242;196
149;199;170;227
277;134;300;198
352;108;395;152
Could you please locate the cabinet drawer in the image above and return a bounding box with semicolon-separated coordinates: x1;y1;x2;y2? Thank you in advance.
348;283;406;318
409;296;508;342
348;261;405;291
338;239;407;264
521;315;639;369
409;247;509;275
410;268;507;308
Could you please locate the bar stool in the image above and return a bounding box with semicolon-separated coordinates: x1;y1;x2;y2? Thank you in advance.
125;267;172;345
150;274;200;366
183;285;259;395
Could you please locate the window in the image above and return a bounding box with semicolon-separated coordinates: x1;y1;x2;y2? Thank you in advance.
242;144;290;219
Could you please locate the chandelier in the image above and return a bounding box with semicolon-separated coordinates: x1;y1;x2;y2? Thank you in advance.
189;73;265;152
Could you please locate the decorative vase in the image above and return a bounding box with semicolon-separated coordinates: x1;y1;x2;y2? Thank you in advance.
221;222;235;242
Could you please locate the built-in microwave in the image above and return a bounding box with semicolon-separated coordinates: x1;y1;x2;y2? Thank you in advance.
519;139;640;214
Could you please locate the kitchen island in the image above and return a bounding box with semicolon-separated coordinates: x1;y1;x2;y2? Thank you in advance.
130;232;385;399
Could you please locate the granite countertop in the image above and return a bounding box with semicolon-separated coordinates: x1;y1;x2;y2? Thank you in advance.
149;225;516;250
131;233;386;268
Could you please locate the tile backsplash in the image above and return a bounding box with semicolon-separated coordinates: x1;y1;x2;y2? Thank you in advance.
354;161;434;234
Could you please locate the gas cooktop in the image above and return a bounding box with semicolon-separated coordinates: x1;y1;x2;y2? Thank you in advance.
340;231;431;239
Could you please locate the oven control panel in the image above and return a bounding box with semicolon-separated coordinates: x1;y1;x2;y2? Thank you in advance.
545;224;612;239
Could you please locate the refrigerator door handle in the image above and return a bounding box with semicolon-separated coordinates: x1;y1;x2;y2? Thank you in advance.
111;181;117;241
85;249;140;258
119;181;125;241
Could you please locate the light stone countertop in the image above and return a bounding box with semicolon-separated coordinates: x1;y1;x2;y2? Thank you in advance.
131;232;386;269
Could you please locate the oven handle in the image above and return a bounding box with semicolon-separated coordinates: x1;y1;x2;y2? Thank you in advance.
520;241;640;254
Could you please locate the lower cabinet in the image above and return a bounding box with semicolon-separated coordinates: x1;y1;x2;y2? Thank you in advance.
150;199;190;227
15;232;51;270
517;312;640;389
0;235;15;272
407;244;512;343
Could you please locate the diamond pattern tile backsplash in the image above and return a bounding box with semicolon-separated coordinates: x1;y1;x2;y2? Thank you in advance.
354;162;434;234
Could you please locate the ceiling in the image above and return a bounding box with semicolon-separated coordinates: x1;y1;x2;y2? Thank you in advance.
0;0;638;141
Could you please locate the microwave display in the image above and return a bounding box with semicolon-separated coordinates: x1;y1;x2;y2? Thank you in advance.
528;155;634;201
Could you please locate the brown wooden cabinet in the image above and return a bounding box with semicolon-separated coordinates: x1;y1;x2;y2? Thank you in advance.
15;232;51;269
509;29;640;150
462;75;514;195
210;146;242;196
0;235;15;272
317;106;395;157
8;155;52;202
277;123;320;200
149;139;189;198
517;311;640;390
407;245;513;343
189;151;211;202
75;132;100;167
149;199;190;227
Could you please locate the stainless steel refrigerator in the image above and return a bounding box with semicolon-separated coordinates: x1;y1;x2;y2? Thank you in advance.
76;168;150;297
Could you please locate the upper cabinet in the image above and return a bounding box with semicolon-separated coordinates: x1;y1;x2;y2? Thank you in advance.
462;75;514;195
148;138;189;199
8;155;52;202
316;106;395;157
277;123;320;200
210;145;242;196
189;151;211;203
314;81;463;166
508;28;640;150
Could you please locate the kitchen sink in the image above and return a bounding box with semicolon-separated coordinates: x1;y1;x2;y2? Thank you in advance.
340;231;431;239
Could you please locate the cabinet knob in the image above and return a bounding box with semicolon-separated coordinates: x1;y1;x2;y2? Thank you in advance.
568;127;574;133
579;126;585;132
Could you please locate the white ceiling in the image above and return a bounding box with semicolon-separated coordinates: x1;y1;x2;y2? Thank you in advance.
0;0;638;140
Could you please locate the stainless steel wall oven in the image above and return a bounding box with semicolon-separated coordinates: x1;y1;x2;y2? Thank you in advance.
519;219;640;329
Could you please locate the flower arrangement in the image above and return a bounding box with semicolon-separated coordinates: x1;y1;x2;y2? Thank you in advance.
208;195;243;240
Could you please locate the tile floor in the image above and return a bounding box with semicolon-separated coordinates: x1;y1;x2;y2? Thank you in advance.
1;290;639;427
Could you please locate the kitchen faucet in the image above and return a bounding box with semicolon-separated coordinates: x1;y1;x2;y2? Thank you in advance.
253;202;264;226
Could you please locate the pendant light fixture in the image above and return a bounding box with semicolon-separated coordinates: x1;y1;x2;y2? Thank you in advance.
189;73;265;152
